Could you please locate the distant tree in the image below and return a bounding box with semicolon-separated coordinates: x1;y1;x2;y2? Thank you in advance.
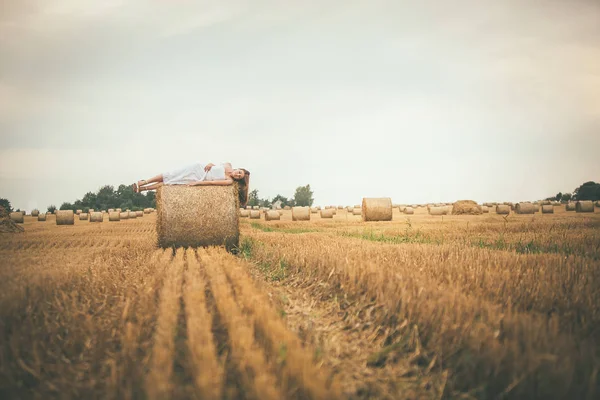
0;198;12;213
555;192;563;202
562;193;572;202
144;191;156;208
96;185;116;210
573;181;600;201
47;205;57;213
59;202;74;211
247;189;260;207
293;184;314;207
271;194;289;207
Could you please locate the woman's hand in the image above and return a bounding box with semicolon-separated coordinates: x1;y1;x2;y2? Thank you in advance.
204;163;215;172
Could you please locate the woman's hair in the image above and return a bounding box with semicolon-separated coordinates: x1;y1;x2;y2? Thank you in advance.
235;168;250;207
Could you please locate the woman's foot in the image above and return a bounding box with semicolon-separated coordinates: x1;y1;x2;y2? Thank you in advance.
132;183;139;193
137;180;147;188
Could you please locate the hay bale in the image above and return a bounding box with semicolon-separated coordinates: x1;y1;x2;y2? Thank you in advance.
56;210;74;225
9;212;24;223
37;213;47;221
331;208;337;215
129;211;137;219
156;185;239;250
240;210;250;218
31;209;39;217
352;208;361;216
362;198;392;221
109;211;120;221
566;202;576;212
320;209;334;218
249;210;260;219
515;202;535;214
595;201;600;208
265;210;281;221
143;208;151;214
540;200;551;205
496;205;510;215
116;208;122;213
252;206;259;210
310;207;319;213
576;201;594;213
79;213;89;221
90;212;103;222
292;206;310;221
429;207;448;216
76;209;82;215
541;205;554;214
283;206;291;211
403;207;414;215
452;200;482;215
136;211;143;217
278;210;284;215
108;208;114;213
481;206;489;213
120;212;129;220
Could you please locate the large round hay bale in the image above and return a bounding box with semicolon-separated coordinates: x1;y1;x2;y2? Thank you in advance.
9;212;24;223
136;211;143;217
429;207;448;216
109;211;120;221
292;206;310;221
310;207;319;213
496;205;510;215
576;201;594;213
240;209;250;218
515;202;535;214
56;210;74;225
481;206;489;213
157;185;239;250
37;213;47;221
320;209;334;218
352;208;362;216
79;213;89;221
565;202;576;212
249;210;260;219
541;205;554;214
265;210;281;221
31;209;39;217
129;211;137;219
120;212;129;220
362;198;392;221
403;207;414;215
452;200;482;215
90;212;103;222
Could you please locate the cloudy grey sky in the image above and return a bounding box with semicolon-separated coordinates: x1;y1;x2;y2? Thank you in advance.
1;0;599;211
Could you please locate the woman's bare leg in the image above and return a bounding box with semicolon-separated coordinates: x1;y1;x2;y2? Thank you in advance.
139;182;163;192
139;174;163;188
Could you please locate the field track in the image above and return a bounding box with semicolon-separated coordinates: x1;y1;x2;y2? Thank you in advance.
1;206;599;399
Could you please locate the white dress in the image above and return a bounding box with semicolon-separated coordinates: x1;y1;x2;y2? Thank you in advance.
162;162;226;184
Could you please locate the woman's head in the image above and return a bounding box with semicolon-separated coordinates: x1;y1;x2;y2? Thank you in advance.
235;168;250;207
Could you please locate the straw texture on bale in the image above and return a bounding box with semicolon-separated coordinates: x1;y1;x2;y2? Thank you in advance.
576;201;594;213
157;185;240;250
515;202;535;214
79;213;89;220
108;211;120;221
240;210;249;217
403;207;414;215
56;210;75;225
9;212;24;223
362;198;392;221
129;211;137;219
320;209;334;218
31;210;39;217
429;207;448;216
136;211;143;217
566;203;576;211
292;206;311;221
265;210;281;221
249;210;260;219
496;205;510;215
541;205;554;214
452;200;482;215
90;212;103;222
37;213;47;221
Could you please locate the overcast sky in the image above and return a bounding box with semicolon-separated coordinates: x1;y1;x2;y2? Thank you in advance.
1;0;599;211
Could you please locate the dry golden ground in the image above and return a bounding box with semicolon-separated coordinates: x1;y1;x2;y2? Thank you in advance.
0;206;598;399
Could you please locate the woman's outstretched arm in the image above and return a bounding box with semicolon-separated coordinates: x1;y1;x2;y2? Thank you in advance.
187;179;233;186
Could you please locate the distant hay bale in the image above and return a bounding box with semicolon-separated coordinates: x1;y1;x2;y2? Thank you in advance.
452;200;482;215
331;208;337;215
31;210;39;217
540;200;551;205
136;211;143;217
56;210;74;225
429;207;448;216
515;202;535;214
292;206;311;221
265;210;281;221
120;212;129;220
129;211;137;219
240;210;250;218
76;209;82;215
143;208;151;214
109;211;120;221
403;207;414;215
595;201;600;208
337;205;344;209
9;212;24;223
252;206;259;210
108;208;114;213
324;206;331;209
576;201;594;213
88;209;94;213
283;206;291;210
157;185;240;250
90;212;103;222
352;208;361;216
541;205;554;214
249;210;260;219
320;209;334;218
362;198;392;221
496;205;510;215
481;206;489;213
116;208;122;213
79;213;89;221
310;207;319;213
37;213;47;221
277;210;284;216
566;203;576;212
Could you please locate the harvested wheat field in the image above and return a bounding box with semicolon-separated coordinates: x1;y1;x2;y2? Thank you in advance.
1;206;600;399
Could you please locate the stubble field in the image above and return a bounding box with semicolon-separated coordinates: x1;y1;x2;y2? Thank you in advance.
1;205;599;399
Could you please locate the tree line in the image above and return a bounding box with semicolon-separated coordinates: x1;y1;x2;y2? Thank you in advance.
246;184;314;208
547;181;600;202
